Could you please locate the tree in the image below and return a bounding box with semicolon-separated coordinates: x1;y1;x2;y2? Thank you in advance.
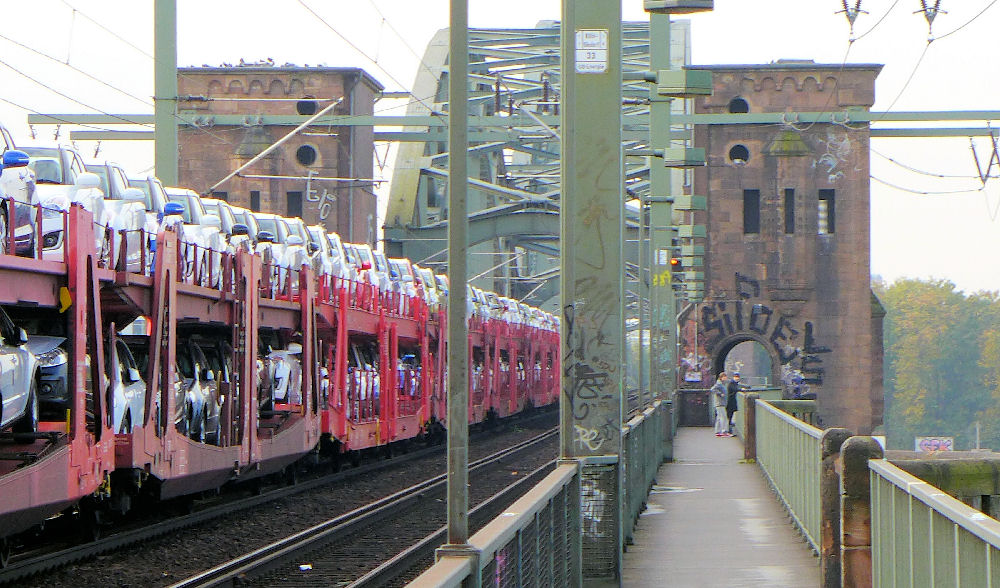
874;278;1000;449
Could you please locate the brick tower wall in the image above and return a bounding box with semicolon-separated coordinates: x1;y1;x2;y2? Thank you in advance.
686;62;884;434
176;66;382;245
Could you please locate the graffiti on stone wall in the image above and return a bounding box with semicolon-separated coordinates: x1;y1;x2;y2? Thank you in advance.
563;291;619;453
685;273;832;395
813;130;852;184
307;187;336;220
680;350;710;383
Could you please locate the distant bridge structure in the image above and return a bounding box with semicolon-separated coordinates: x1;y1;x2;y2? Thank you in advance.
382;22;697;310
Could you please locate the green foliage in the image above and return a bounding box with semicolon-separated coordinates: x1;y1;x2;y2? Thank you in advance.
874;278;1000;450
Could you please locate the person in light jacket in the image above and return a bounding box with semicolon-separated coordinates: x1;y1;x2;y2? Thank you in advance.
711;372;731;437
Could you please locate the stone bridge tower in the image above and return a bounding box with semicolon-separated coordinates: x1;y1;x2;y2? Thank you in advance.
680;61;884;434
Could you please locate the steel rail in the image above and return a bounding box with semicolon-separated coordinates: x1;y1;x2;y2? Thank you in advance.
348;459;557;588
0;409;556;586
167;427;559;588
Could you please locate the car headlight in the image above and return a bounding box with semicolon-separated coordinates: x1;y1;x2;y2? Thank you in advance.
42;231;62;248
37;347;68;368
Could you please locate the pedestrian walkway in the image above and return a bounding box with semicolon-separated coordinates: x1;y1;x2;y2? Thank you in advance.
622;427;820;587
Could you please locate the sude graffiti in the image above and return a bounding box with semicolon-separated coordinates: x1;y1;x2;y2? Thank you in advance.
701;273;832;386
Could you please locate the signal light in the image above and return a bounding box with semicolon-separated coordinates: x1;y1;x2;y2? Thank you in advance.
669;257;682;271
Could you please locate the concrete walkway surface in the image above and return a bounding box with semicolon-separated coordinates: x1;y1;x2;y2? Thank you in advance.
622;427;820;587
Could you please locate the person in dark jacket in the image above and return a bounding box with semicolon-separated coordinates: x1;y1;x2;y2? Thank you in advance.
726;372;743;434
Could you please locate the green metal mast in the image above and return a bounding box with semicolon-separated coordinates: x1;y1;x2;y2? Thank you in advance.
154;0;178;186
560;1;624;582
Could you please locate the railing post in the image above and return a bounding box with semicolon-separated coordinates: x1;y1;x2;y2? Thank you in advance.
743;393;758;461
840;436;883;588
34;204;43;259
820;428;852;588
662;399;673;462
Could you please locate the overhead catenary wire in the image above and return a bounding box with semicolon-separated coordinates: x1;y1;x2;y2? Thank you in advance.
0;32;153;107
934;0;998;40
0;56;152;127
779;40;853;134
60;0;153;59
867;1;996;125
295;0;439;117
0;94;123;134
873;41;932;122
871;147;983;179
870;174;982;195
204;97;344;195
853;0;903;41
48;1;248;149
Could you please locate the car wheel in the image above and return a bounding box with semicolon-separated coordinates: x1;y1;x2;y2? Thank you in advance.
12;380;39;443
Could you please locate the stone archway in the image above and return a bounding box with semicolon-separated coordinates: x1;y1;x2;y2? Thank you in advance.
710;333;780;388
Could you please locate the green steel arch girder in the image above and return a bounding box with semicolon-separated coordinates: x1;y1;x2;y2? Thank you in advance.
384;201;560;266
384;21;695;307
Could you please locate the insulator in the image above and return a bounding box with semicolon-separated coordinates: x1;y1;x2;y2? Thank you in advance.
920;0;944;25
918;0;946;39
837;1;867;39
842;0;863;25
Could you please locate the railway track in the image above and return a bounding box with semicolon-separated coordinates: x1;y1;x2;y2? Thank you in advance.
166;427;559;587
351;458;555;588
1;410;556;587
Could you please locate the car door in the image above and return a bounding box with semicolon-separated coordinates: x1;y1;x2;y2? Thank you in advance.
0;309;27;429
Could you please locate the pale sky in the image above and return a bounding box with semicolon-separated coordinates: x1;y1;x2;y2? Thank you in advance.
2;0;998;292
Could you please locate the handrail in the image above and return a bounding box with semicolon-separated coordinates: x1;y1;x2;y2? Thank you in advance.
754;399;822;554
760;400;823;439
870;459;1000;546
408;462;581;588
869;457;1000;585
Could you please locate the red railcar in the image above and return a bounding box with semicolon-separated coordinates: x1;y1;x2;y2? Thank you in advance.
0;203;559;564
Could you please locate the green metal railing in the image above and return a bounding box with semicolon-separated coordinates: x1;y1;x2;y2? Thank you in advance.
622;401;672;544
755;399;823;554
869;459;1000;587
733;388;781;439
410;399;673;586
409;463;582;587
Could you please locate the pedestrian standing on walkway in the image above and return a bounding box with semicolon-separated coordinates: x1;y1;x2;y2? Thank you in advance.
726;372;742;434
711;372;730;437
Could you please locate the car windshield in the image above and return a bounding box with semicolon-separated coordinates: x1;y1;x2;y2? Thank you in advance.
356;247;374;265
254;217;285;243
308;228;328;251
127;179;155;211
203;201;219;216
167;195;194;223
233;211;259;236
27;156;64;184
23;147;65;183
188;195;207;223
86;165;111;196
389;260;405;278
287;219;309;242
